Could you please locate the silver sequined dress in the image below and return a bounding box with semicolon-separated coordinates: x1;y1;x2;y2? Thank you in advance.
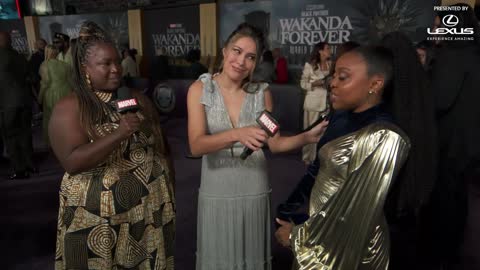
195;74;272;270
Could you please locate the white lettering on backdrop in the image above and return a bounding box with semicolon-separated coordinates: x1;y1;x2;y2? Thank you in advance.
152;26;200;57
277;4;353;56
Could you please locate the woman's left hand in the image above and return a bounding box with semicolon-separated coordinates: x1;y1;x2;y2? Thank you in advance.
275;218;293;247
304;119;329;144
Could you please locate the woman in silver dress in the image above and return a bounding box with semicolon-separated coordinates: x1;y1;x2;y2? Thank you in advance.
187;23;328;270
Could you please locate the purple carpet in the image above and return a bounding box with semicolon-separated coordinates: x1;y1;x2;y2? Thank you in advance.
1;117;305;270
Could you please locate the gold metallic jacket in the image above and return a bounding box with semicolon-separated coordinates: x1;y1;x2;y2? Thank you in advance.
291;122;410;270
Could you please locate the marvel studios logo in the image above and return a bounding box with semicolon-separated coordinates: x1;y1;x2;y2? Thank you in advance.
169;24;183;29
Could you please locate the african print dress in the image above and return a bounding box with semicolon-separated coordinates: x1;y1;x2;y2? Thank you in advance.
55;92;175;270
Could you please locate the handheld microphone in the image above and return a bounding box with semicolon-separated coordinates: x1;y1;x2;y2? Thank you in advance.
303;112;329;132
115;86;140;142
303;91;334;132
240;110;280;160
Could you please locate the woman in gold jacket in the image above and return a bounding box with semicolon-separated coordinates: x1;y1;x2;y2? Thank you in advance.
276;40;437;270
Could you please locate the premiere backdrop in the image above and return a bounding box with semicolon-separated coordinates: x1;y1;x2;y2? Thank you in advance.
220;0;440;70
0;0;21;20
0;18;29;54
143;6;200;58
38;12;129;50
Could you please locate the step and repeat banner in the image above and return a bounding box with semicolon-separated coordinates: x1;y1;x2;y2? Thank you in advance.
37;12;129;50
0;19;29;55
0;0;21;20
220;0;440;69
143;6;200;58
220;1;273;49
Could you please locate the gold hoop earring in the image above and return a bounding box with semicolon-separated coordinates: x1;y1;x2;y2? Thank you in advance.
85;73;92;90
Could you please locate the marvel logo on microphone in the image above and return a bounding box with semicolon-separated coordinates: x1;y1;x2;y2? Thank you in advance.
240;110;280;160
257;111;279;137
116;98;139;112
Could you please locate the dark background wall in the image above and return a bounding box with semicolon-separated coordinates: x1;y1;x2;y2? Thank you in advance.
26;0;215;15
12;0;480;19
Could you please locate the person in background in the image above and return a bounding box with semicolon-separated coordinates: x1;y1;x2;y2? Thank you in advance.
121;48;139;78
49;21;175;269
185;48;208;80
150;49;170;84
426;4;480;270
0;31;35;179
415;40;433;74
416;43;427;67
272;47;288;84
28;38;47;122
252;50;276;83
300;42;331;165
38;45;71;146
54;32;71;64
29;38;47;94
68;38;77;64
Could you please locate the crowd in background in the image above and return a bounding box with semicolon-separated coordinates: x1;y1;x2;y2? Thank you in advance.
0;3;479;270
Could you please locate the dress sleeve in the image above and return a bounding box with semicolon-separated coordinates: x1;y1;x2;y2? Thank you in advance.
198;73;214;107
291;125;410;270
300;63;313;91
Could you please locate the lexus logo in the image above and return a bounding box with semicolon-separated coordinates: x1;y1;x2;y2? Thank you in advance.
442;14;459;27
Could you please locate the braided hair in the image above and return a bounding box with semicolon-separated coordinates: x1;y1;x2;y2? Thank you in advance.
72;21;114;139
72;21;166;155
221;23;266;93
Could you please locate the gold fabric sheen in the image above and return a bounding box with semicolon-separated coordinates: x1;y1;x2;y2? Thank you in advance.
55;94;175;270
291;122;410;270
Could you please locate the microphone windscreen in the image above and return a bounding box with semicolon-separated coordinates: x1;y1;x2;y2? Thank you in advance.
115;86;139;113
256;111;280;137
240;110;280;160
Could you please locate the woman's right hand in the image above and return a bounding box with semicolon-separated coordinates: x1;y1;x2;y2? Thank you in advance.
235;126;268;151
116;112;142;139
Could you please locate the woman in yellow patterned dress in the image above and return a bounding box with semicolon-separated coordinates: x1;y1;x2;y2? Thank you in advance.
49;21;175;270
